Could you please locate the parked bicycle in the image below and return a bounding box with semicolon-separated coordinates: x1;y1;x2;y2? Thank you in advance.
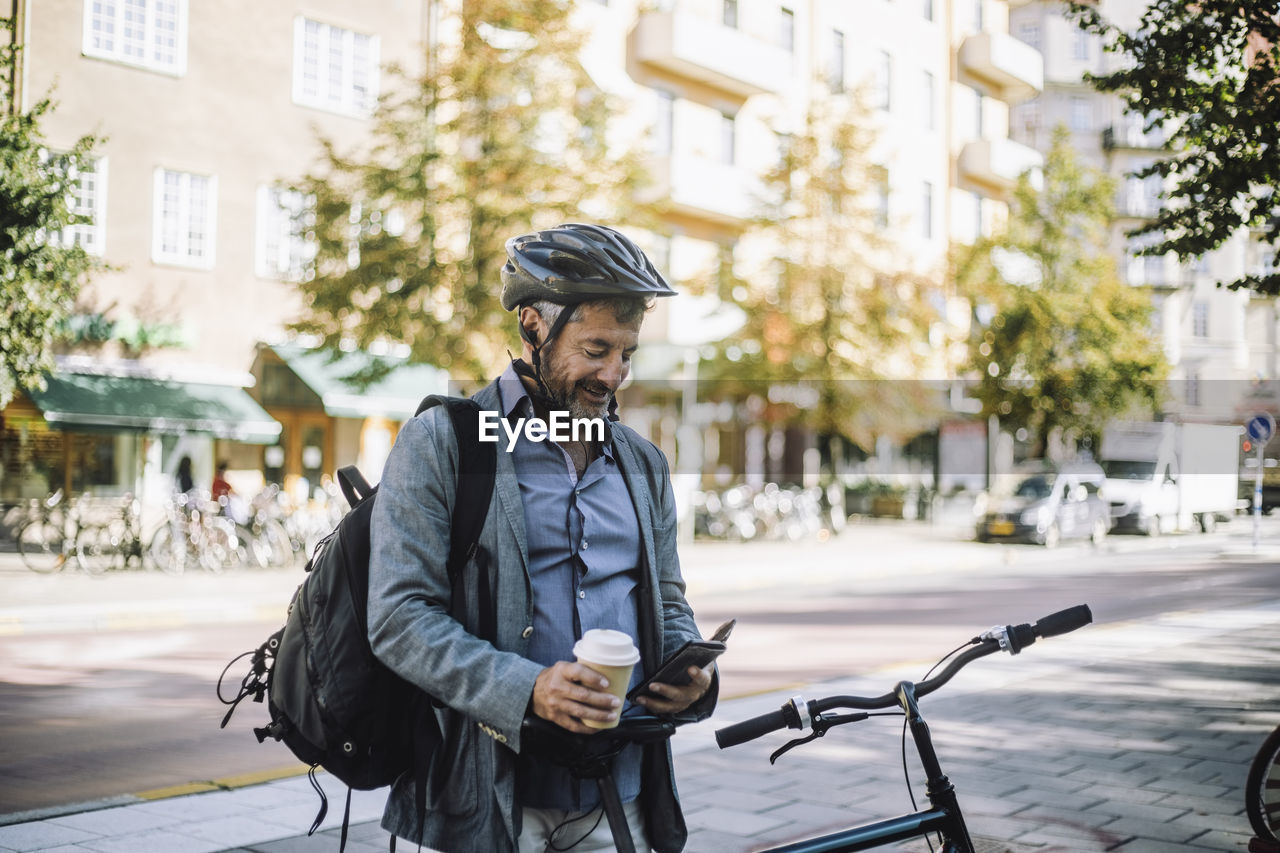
1247;722;1280;853
15;489;87;574
714;604;1094;852
75;495;146;575
147;492;243;574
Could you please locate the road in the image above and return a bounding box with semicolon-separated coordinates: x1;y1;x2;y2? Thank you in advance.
1;528;1277;817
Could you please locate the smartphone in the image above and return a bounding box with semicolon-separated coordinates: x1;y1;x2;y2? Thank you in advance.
626;619;734;702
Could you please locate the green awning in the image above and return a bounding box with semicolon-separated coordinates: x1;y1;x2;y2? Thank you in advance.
271;344;450;419
27;373;282;444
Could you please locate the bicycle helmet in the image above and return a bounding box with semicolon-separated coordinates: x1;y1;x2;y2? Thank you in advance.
502;224;675;422
500;223;676;311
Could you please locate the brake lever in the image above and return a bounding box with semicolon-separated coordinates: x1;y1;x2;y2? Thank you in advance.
768;712;869;764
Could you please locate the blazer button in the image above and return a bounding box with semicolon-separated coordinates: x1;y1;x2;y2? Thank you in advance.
521;626;534;639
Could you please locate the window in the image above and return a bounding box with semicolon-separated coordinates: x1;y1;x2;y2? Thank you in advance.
152;168;216;268
1185;371;1201;407
874;51;892;111
1016;22;1041;52
921;181;933;239
829;29;845;92
779;7;795;52
47;155;108;256
653;89;675;155
1143;174;1163;215
872;166;890;229
923;70;935;130
1069;97;1092;132
720;112;736;165
723;0;739;28
256;186;315;281
1072;28;1091;62
82;0;187;74
1192;300;1210;338
974;91;985;137
293;18;380;116
1015;100;1040;134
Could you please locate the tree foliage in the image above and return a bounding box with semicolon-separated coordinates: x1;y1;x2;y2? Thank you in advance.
0;18;102;407
705;94;941;449
1067;0;1280;293
955;128;1167;457
290;0;649;383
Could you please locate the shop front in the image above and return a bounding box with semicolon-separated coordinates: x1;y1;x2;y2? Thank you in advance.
0;365;281;541
249;344;450;501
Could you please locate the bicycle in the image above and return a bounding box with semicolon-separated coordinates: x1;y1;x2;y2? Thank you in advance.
15;489;86;574
76;495;146;575
713;604;1094;853
1247;722;1280;853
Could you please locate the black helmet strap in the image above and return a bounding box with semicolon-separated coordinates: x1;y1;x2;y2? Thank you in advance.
512;302;620;424
517;302;578;412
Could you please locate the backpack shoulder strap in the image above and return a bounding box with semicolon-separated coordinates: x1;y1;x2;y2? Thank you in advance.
416;394;498;639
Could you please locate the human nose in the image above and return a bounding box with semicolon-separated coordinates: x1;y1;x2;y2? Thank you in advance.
597;353;628;390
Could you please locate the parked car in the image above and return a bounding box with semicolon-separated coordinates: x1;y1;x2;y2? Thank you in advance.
976;465;1112;548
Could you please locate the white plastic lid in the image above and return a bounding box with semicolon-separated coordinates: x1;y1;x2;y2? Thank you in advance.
573;629;640;666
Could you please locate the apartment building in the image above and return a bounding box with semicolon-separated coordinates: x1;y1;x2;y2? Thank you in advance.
1010;0;1277;424
575;0;1043;486
1;0;1043;512
2;0;434;508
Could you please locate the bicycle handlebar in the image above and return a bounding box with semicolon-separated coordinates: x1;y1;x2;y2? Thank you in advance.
715;605;1092;749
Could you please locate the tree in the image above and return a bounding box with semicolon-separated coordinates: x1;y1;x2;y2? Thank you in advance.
705;93;941;455
289;0;649;383
0;18;102;408
955;128;1167;458
1067;0;1280;293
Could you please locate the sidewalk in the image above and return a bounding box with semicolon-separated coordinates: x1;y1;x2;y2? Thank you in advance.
2;598;1278;852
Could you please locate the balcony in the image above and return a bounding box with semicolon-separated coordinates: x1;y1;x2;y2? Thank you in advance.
632;10;792;99
958;138;1044;191
644;153;766;225
957;31;1044;102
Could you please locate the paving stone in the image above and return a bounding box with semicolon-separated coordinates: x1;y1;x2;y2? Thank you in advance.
75;829;227;853
44;809;179;838
684;806;791;837
173;814;302;847
0;823;98;852
1097;816;1214;845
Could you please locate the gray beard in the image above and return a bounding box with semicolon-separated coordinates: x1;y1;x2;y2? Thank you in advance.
547;382;609;423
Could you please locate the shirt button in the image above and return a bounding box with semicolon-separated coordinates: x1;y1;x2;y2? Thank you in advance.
521;626;533;639
581;540;589;550
578;590;586;599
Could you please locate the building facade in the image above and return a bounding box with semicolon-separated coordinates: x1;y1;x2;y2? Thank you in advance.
3;0;1046;525
1010;0;1278;426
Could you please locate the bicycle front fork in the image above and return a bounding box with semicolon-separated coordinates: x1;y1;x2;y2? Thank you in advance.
896;681;976;853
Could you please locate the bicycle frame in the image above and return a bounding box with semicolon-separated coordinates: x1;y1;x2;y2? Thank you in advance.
758;681;974;853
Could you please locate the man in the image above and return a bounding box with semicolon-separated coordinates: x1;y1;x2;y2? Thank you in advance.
368;224;716;853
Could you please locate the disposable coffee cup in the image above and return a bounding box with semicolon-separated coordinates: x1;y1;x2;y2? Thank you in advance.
573;629;640;729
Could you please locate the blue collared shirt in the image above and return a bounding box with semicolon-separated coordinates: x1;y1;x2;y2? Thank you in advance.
498;364;644;811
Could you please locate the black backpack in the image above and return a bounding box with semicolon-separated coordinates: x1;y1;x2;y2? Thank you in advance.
218;394;497;849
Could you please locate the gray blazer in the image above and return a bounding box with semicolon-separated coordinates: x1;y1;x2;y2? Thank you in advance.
367;379;715;853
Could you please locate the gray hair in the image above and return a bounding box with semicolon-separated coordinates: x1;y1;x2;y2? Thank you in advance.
527;296;651;329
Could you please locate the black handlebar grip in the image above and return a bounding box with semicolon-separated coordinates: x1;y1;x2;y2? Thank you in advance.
1035;604;1092;638
715;709;789;749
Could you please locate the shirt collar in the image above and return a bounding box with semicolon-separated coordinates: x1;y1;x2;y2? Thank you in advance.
497;361;615;453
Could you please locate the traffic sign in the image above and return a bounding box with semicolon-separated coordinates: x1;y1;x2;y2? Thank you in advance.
1247;413;1276;444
